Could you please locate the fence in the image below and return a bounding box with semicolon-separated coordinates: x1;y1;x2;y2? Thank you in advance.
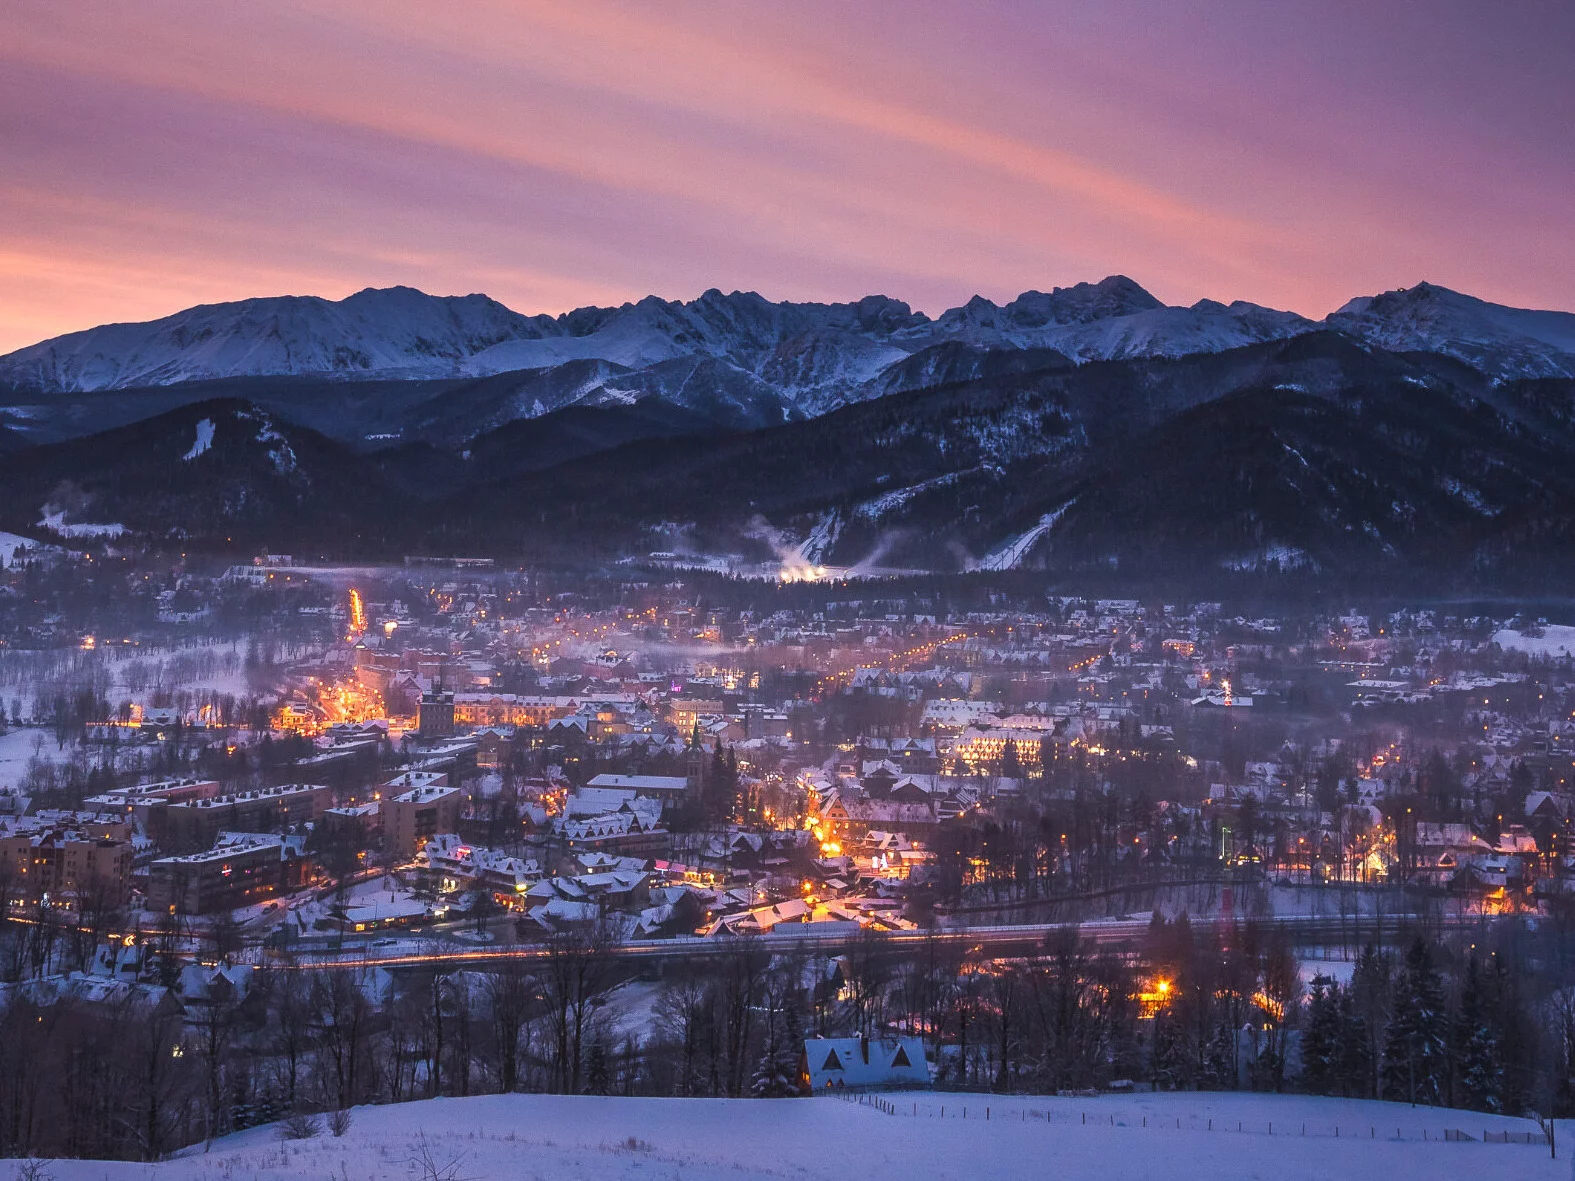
828;1092;1552;1149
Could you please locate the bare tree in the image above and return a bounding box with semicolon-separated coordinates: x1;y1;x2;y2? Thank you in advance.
536;925;611;1094
265;965;312;1113
312;969;372;1111
483;960;533;1093
842;928;895;1038
716;934;768;1097
653;969;713;1096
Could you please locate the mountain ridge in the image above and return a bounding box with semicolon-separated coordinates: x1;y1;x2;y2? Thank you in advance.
10;333;1575;593
6;278;1571;439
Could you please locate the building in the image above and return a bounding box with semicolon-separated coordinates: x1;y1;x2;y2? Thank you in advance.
419;687;456;738
385;784;462;859
416;834;541;900
584;773;693;808
162;783;332;852
952;727;1045;772
320;801;382;847
802;1036;929;1089
380;769;449;795
147;835;310;915
558;807;669;855
669;698;725;735
0;818;134;906
83;778;223;844
453;693;572;728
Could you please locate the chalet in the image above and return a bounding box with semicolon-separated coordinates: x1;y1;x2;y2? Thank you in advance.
802;1035;929;1089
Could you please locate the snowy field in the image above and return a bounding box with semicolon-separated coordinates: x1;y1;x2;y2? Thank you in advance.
1494;625;1575;658
0;727;55;781
37;1090;1566;1181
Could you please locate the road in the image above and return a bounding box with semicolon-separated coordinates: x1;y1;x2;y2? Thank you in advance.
263;910;1492;973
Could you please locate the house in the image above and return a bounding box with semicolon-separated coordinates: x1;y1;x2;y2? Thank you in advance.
585;773;693;808
802;1035;929;1089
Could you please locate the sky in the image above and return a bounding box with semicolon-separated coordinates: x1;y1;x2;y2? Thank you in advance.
2;0;1572;353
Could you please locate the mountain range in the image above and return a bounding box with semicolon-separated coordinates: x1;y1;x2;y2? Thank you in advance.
2;276;1574;590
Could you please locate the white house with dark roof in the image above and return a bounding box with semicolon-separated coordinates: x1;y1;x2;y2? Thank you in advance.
802;1035;929;1089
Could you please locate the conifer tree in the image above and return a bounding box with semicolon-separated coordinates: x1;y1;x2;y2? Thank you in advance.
1150;1009;1185;1091
1201;1020;1236;1090
1348;944;1390;1098
751;1003;807;1097
1455;956;1501;1112
1300;976;1339;1094
1382;938;1448;1105
585;1039;610;1096
1334;983;1372;1098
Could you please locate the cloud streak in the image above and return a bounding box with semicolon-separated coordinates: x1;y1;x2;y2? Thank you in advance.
0;0;1570;352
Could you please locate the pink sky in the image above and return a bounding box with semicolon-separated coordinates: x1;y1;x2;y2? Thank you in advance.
1;0;1571;352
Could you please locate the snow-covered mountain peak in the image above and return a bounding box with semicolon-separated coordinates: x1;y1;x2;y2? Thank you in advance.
1034;274;1163;324
1328;282;1575;379
4;276;1571;436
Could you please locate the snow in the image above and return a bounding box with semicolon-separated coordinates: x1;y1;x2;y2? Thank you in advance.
0;531;45;566
976;502;1073;571
39;1091;1564;1181
38;510;126;539
1330;283;1575;380
0;287;542;392
1440;477;1496;516
855;472;968;522
181;416;215;460
0;727;52;786
1493;625;1575;658
7;277;1571;431
1222;545;1315;573
238;408;298;472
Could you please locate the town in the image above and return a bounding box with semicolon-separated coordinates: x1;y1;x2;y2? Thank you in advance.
0;542;1571;1157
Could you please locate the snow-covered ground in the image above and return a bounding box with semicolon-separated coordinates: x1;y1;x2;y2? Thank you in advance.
1494;626;1575;658
0;531;49;566
39;1091;1564;1181
0;726;54;782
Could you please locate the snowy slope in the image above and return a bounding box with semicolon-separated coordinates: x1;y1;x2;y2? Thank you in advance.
40;1091;1563;1181
0;287;550;391
1329;282;1575;379
905;276;1314;361
6;277;1572;436
0;277;1309;402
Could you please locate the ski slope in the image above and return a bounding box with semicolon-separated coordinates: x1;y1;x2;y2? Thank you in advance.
41;1090;1564;1181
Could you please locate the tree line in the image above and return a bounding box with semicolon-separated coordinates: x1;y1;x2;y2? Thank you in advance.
3;914;1575;1162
